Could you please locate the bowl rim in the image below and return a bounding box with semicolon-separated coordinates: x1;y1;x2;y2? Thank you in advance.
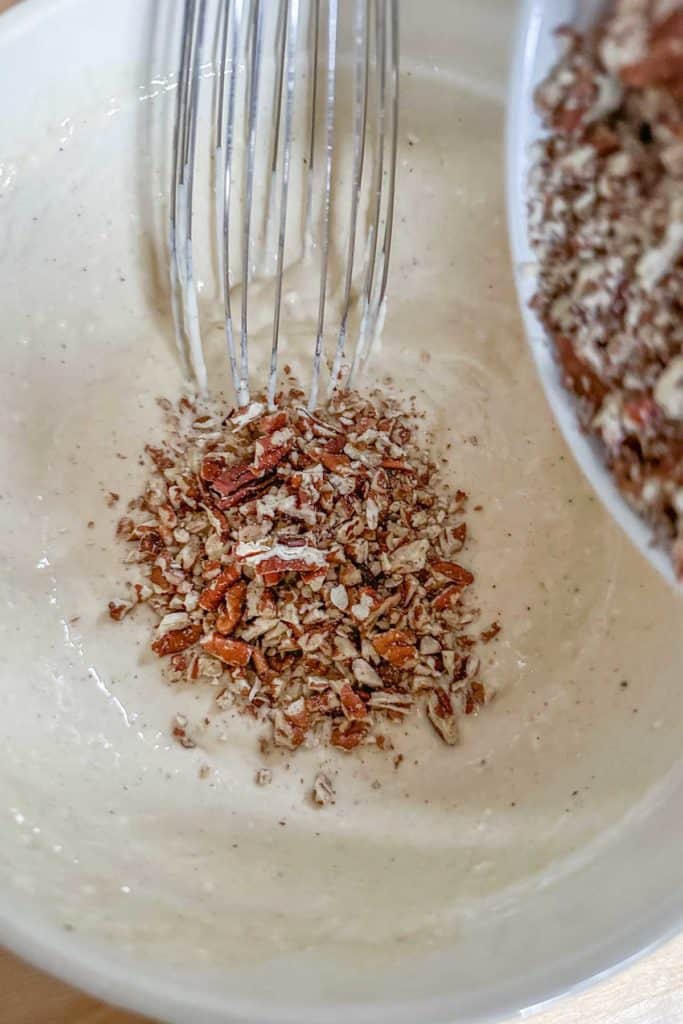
3;883;683;1024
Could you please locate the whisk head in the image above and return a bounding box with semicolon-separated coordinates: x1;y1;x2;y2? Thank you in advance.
170;0;399;409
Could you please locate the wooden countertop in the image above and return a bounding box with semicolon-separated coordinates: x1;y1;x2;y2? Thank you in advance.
0;0;681;1020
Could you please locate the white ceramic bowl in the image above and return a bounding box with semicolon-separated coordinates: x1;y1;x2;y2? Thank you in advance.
507;0;682;592
1;2;682;1023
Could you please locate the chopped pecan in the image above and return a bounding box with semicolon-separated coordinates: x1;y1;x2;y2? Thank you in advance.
253;431;293;473
257;410;288;434
480;622;501;644
554;335;606;406
352;658;384;688
252;647;275;682
433;585;464;611
339;683;368;720
622;394;660;433
451;522;467;549
116;516;135;540
150;565;172;591
138;531;163;560
272;708;306;749
215;580;247;634
431;561;474;586
380;457;414;472
621;11;683;90
386;538;429;574
318;449;352;473
465;680;486;715
284;697;312;730
427;687;459;745
368;691;413;715
372;628;417;667
201;633;253;667
198;565;241;611
152;624;202;656
110;382;496;770
330;721;369;751
146;445;174;471
312;772;336;806
108;600;132;621
172;713;196;748
203;459;275;509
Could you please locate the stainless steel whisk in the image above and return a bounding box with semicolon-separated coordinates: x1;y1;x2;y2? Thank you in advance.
170;0;399;408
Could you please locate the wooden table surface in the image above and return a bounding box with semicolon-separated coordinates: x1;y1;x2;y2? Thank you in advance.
1;0;681;1020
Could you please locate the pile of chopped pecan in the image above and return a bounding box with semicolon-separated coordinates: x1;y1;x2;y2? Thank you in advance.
109;383;498;754
529;0;683;577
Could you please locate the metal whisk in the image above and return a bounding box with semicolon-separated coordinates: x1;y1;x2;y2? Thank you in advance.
170;0;399;408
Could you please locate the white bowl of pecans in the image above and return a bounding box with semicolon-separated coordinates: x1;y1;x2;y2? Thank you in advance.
508;0;683;590
1;2;682;1024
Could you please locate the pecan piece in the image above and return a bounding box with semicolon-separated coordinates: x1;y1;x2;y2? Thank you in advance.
217;477;273;510
318;449;352;473
427;687;459;745
330;721;369;751
555;335;607;407
108;600;132;621
339;682;368;720
204;459;275;509
622;393;660;433
372;628;417;667
150;565;172;591
621;11;683;90
138;530;164;560
152;624;202;656
116;516;135;540
272;708;306;749
284;697;312;730
480;622;501;644
312;772;336;806
201;633;253;667
465;680;486;715
380;457;414;472
433;585;464;611
451;522;467;548
253;431;292;473
198;565;241;611
215;580;247;634
431;560;474;586
146;445;174;471
255;555;324;577
172;714;196;748
252;647;275;682
257;410;288;434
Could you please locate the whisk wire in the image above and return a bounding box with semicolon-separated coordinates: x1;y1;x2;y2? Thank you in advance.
170;0;196;378
304;0;321;250
351;0;395;383
267;0;301;409
329;0;370;394
171;0;399;409
309;0;338;412
375;0;399;332
217;0;243;399
238;0;265;405
171;0;209;395
214;0;230;286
